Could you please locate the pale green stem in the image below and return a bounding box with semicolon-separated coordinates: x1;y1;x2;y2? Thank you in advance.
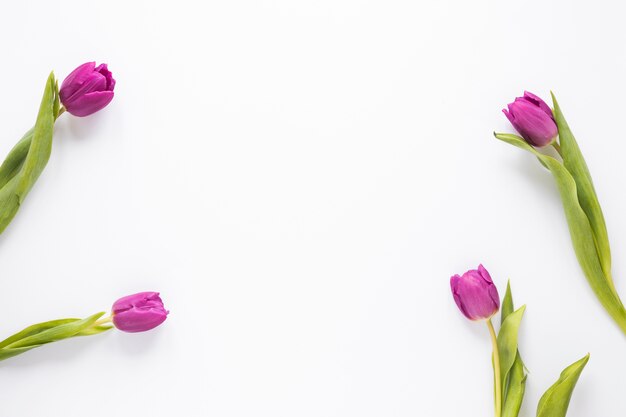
487;319;502;417
552;141;561;155
93;316;112;327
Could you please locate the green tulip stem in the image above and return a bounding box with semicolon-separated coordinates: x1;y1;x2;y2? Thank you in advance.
487;318;502;417
56;106;66;119
552;141;562;155
93;316;112;327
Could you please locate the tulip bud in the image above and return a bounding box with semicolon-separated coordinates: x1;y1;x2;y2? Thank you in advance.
502;91;558;147
450;264;500;321
112;292;168;333
59;62;115;117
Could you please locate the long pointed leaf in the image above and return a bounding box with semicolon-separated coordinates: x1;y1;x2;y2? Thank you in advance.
536;354;590;417
0;318;80;349
497;305;526;397
0;346;41;362
0;312;111;363
0;128;32;189
500;283;527;417
501;281;514;325
15;72;56;199
494;133;626;333
552;93;613;292
502;353;527;417
0;73;57;235
5;312;104;349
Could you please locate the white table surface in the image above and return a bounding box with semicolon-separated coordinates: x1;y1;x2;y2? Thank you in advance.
1;0;625;416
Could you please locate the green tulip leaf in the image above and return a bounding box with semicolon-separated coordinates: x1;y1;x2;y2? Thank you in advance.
0;346;41;362
0;318;80;349
499;282;527;417
0;128;33;190
501;281;514;325
536;354;590;417
15;72;56;198
502;353;527;417
4;312;105;349
494;133;626;333
552;93;614;293
497;304;525;398
0;312;112;362
0;73;57;235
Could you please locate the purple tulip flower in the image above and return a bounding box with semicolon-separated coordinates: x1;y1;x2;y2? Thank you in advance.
450;264;500;321
59;62;115;117
503;91;558;147
112;292;168;333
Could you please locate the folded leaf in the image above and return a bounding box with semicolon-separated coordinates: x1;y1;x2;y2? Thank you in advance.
0;346;40;362
15;72;56;199
0;73;57;235
502;353;527;417
552;93;614;294
500;282;527;417
5;312;105;349
494;133;626;334
536;354;590;417
0;128;32;189
0;318;80;349
501;281;515;324
0;312;112;363
497;305;526;399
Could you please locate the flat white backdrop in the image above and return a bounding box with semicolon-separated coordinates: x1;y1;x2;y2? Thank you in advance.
0;0;625;415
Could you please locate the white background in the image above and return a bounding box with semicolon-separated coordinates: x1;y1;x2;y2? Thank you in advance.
0;0;625;416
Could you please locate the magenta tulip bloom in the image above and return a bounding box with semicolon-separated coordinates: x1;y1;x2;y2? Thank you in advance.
450;264;500;321
59;62;115;117
502;91;558;147
112;292;168;333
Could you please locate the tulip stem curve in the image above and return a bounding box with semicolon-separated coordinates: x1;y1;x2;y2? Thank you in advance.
487;318;502;417
552;141;562;155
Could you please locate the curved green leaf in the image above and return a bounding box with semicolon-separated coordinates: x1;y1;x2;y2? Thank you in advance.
499;282;527;417
494;133;626;334
552;93;614;293
0;312;112;362
0;346;40;361
15;72;56;199
497;305;525;396
0;73;57;235
0;128;32;189
5;312;104;349
0;318;80;349
501;281;514;325
502;353;527;417
536;354;590;417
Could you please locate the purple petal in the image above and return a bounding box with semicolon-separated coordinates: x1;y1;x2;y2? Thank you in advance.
95;63;115;91
64;91;114;117
59;62;96;99
523;91;553;119
113;309;168;333
63;72;108;103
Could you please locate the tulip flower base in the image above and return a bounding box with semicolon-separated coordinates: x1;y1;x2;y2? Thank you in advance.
450;266;588;417
495;92;626;336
